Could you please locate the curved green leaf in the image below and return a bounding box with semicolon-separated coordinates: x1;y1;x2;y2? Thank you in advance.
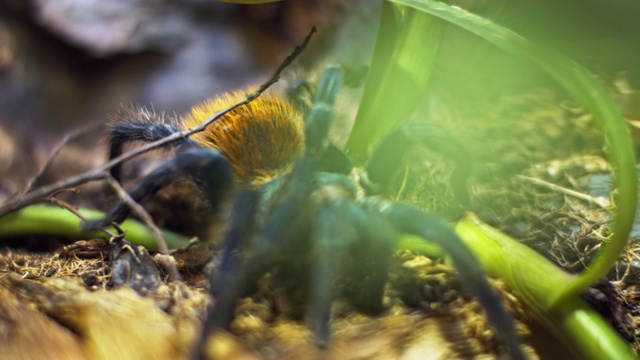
389;0;636;305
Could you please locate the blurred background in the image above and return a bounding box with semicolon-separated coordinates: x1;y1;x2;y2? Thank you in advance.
1;0;640;206
0;0;360;203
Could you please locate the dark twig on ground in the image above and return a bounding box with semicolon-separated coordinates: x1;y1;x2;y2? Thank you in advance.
104;174;181;282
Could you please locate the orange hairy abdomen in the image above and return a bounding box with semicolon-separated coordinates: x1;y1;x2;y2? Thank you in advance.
181;90;305;185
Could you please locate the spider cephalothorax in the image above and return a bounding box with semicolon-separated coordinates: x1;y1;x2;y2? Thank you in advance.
87;65;525;359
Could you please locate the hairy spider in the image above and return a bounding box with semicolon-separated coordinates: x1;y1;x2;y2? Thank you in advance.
85;65;525;359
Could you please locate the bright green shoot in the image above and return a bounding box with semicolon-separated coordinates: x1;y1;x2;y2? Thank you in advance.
456;215;636;360
0;205;190;249
345;2;447;164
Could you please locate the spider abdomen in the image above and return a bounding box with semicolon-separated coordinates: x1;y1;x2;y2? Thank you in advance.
181;90;305;185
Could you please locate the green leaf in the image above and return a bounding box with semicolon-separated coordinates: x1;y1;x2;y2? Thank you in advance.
456;215;636;360
0;205;190;249
387;0;636;304
345;2;447;164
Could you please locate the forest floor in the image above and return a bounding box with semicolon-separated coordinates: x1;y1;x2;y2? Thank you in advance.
1;87;639;359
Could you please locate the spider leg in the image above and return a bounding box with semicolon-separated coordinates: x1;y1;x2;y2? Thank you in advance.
197;65;346;353
348;207;395;313
384;203;526;360
309;204;340;348
194;190;260;360
366;123;472;204
309;200;359;348
82;147;234;230
202;158;316;338
243;64;345;274
109;120;197;181
203;65;345;343
309;198;395;347
304;65;343;156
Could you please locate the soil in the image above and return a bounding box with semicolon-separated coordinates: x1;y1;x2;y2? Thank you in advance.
1;87;638;359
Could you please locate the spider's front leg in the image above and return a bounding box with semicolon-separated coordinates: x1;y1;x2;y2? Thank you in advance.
382;202;527;360
82;147;234;230
309;189;395;347
198;189;261;344
357;98;523;357
108;109;197;181
195;66;345;355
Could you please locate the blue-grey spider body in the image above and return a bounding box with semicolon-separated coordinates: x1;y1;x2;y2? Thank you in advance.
87;65;525;359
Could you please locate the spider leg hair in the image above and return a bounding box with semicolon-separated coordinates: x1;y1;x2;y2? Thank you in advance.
303;66;353;174
309;197;395;347
109;120;197;181
204;158;316;330
366;123;472;204
196;159;318;355
309;200;361;348
225;64;346;345
194;190;260;360
385;203;525;360
350;206;395;313
309;203;340;348
304;65;343;156
249;65;345;254
258;158;314;253
82;148;233;230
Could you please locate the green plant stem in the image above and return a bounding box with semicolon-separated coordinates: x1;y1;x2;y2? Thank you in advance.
0;205;190;249
345;1;447;164
396;234;444;258
388;0;637;305
455;214;635;360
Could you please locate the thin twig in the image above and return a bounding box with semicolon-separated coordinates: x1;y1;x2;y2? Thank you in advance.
41;196;119;239
0;27;313;218
102;175;165;250
517;175;609;209
169;237;202;255
48;188;80;198
104;174;182;282
24;122;105;193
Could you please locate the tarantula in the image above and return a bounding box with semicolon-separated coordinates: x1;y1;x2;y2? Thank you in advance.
85;65;525;359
